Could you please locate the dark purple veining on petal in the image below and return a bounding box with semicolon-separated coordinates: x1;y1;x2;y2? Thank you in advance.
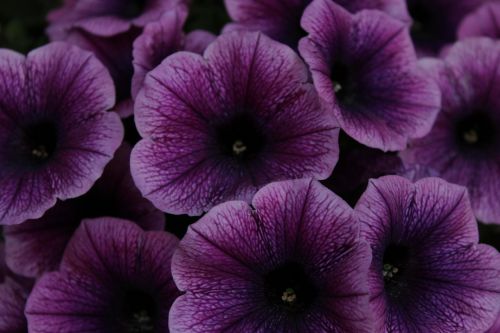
356;176;500;332
169;179;373;332
401;38;500;224
25;218;179;333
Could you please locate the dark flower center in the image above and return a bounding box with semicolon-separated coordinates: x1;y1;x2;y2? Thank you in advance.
214;113;266;161
455;112;496;150
121;0;147;19
382;244;411;299
264;262;317;312
331;61;357;106
408;1;434;38
23;121;58;164
120;289;157;333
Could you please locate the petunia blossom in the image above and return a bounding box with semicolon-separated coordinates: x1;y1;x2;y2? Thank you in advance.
356;176;500;332
131;31;339;216
170;178;373;332
47;0;186;39
26;218;180;333
458;2;500;40
0;42;123;225
224;0;409;48
299;0;440;151
401;38;500;224
3;144;165;278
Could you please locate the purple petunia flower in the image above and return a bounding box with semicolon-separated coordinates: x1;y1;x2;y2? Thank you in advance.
3;144;165;278
299;0;440;151
406;0;489;55
131;31;339;216
356;176;500;332
47;0;186;39
223;0;409;48
458;2;500;40
401;38;500;224
0;42;123;226
26;218;180;333
132;7;216;99
170;179;372;332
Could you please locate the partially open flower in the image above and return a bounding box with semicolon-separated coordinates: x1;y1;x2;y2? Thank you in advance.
26;218;180;333
299;0;440;151
356;176;500;332
0;42;123;225
132;7;216;98
3;144;165;278
401;38;500;224
47;0;186;38
170;179;373;332
224;0;409;48
131;31;339;215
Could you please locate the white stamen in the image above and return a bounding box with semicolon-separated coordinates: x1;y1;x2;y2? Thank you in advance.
232;140;247;155
281;288;297;304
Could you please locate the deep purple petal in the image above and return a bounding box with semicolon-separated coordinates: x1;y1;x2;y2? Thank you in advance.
224;0;409;47
131;7;188;98
184;30;216;54
60;27;141;118
357;176;478;250
458;2;500;39
48;0;186;37
356;176;500;332
26;218;179;333
0;281;28;332
4;144;164;278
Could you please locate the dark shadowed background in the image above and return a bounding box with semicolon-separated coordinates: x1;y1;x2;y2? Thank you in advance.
0;0;229;53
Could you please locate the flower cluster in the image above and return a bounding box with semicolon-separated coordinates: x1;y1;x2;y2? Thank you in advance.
0;0;499;332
